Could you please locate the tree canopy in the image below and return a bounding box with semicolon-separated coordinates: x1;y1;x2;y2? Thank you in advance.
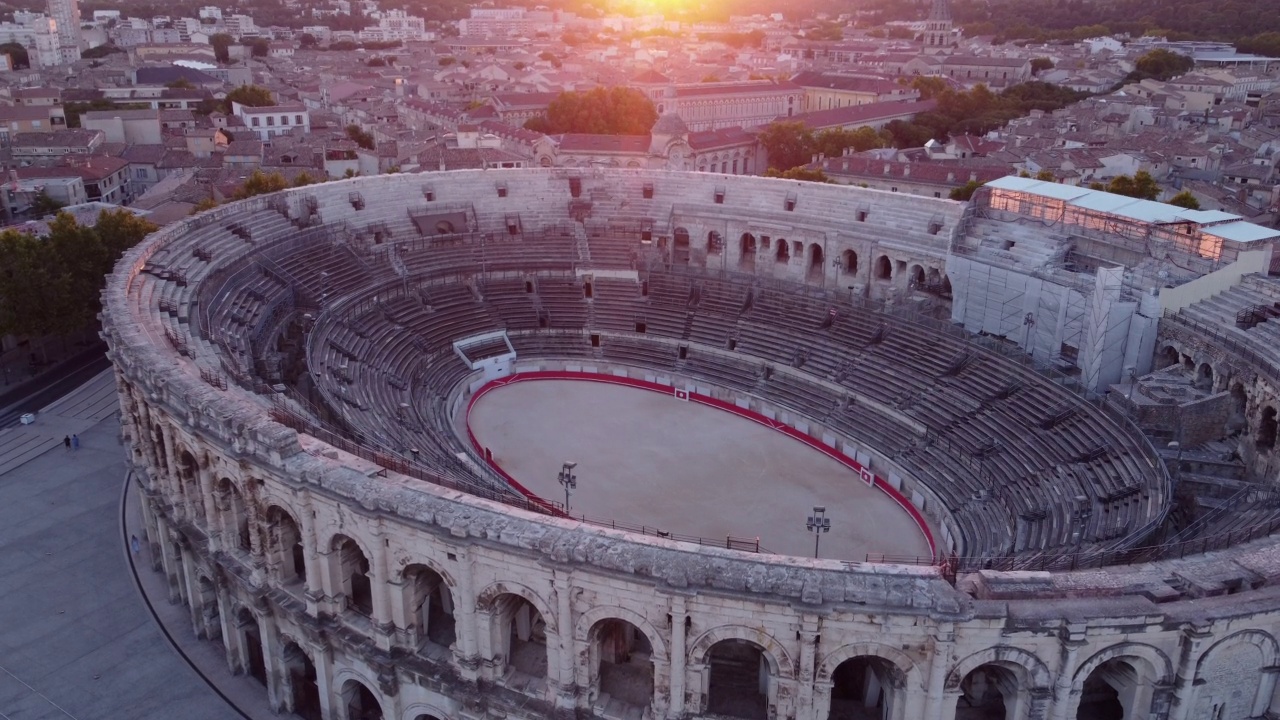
1090;171;1161;200
232;170;290;200
535;87;658;135
0;210;156;341
1167;190;1201;209
0;42;29;69
758;121;891;172
210;33;233;63
224;85;275;112
879;79;1089;147
81;44;124;59
346;124;375;150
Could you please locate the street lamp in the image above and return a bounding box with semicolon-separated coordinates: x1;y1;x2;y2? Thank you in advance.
806;506;830;559
558;462;577;514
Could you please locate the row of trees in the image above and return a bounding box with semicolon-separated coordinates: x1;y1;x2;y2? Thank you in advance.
524;87;658;136
0;210;157;347
758;121;890;171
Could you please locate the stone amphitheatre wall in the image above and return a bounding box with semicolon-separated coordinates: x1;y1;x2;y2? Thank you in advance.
101;170;1280;720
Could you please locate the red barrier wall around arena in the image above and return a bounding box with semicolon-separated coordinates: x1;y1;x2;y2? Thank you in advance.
465;371;937;561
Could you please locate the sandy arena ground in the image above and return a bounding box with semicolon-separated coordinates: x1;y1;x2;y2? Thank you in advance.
465;379;932;561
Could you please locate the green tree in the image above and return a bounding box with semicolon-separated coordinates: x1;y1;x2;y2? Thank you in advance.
537;51;561;67
250;38;270;57
292;172;317;187
190;197;219;214
210;33;233;63
30;192;65;217
1133;49;1194;81
949;180;984;201
544;87;657;135
1167;190;1201;209
0;42;30;69
224;84;275;111
232;170;289;199
1034;169;1055;181
438;56;456;66
764;166;831;182
166;77;194;90
813;126;888;157
701;74;722;82
758;120;816;171
1030;57;1055;75
1105;171;1160;200
81;44;124;59
345;124;375;150
299;33;318;48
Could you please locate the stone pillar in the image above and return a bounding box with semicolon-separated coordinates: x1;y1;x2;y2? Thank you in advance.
796;616;820;720
1048;633;1083;720
387;575;410;644
196;454;219;549
667;595;688;719
312;643;335;720
1167;623;1214;720
554;569;576;708
217;582;241;673
923;623;955;720
259;611;287;712
179;542;202;634
370;524;395;651
298;494;323;617
1264;665;1280;717
454;549;482;680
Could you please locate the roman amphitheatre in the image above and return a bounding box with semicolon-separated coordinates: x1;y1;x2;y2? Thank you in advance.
102;168;1280;720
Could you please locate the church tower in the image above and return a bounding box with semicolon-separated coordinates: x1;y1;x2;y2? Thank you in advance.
923;0;955;50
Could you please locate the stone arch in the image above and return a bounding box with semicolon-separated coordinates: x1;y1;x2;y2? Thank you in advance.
874;254;892;280
817;642;918;684
1192;630;1279;718
1196;362;1214;390
776;237;791;263
435;220;455;235
946;646;1052;691
688;624;794;679
908;264;925;287
475;581;557;633
336;672;385;720
1070;642;1173;690
400;562;457;648
1258;406;1278;450
403;704;451;720
217;476;252;553
841;249;858;275
576;605;669;661
1156;344;1181;370
329;533;374;617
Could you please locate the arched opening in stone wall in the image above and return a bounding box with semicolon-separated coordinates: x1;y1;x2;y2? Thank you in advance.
908;265;925;288
267;506;306;586
674;227;691;265
829;656;900;720
218;478;251;553
435;220;455;235
1076;660;1135;720
708;231;723;255
776;237;791;263
590;618;655;714
940;274;953;298
236;607;267;687
341;679;384;720
153;424;168;473
177;450;204;523
874;255;892;281
955;663;1016;720
403;564;456;650
1196;363;1214;391
413;715;444;720
493;593;549;679
706;639;770;720
331;535;373;617
1182;355;1195;374
1156;346;1180;370
283;641;322;720
808;244;824;282
926;267;941;286
1259;406;1278;450
739;234;756;271
842;249;859;276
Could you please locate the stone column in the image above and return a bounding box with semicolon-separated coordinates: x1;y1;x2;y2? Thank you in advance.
312;643;335;720
1048;633;1084;720
369;523;395;651
667;595;688;719
259;611;287;712
217;582;242;674
922;623;955;720
1263;664;1280;717
453;549;482;680
298;493;324;617
196;453;219;549
796;615;820;720
179;542;202;634
553;569;577;708
1167;623;1213;720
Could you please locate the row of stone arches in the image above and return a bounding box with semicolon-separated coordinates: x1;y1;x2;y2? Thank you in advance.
1155;342;1278;450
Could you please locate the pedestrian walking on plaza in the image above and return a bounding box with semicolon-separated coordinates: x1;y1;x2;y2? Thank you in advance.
71;434;79;450
63;435;71;450
130;535;140;556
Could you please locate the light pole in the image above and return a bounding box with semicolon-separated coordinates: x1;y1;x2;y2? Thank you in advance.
558;461;577;514
806;506;830;559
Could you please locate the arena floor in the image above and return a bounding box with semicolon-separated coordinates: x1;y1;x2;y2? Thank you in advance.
465;379;932;561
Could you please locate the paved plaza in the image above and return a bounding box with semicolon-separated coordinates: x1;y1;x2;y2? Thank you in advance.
0;371;269;720
466;379;933;560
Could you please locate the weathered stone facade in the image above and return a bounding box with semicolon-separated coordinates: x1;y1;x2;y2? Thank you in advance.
101;169;1280;720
